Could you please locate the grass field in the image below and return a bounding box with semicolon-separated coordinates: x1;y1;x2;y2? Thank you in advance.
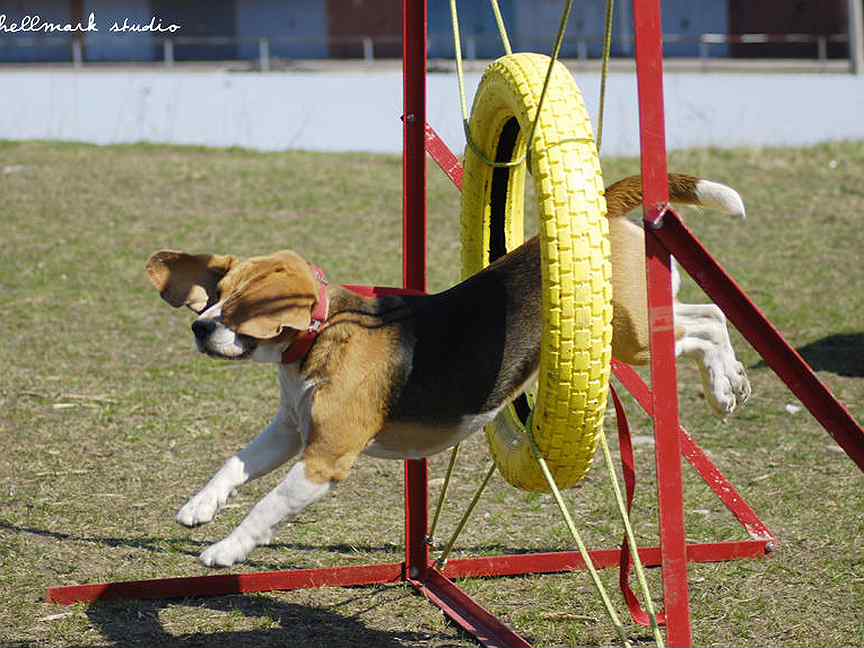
0;140;862;648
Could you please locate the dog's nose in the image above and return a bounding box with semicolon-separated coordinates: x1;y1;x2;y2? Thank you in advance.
192;319;216;341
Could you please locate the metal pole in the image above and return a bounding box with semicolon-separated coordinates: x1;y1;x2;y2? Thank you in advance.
258;37;270;72
577;40;588;61
631;0;693;645
817;35;827;62
163;39;174;67
849;0;864;74
403;0;429;582
362;36;374;62
71;38;83;67
465;35;477;60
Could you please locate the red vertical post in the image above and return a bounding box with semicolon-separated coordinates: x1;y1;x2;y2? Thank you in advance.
403;0;429;581
632;0;693;645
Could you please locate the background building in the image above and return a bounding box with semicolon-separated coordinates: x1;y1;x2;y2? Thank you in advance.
0;0;857;63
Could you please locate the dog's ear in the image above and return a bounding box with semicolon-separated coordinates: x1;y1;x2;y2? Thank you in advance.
145;250;238;313
222;251;317;339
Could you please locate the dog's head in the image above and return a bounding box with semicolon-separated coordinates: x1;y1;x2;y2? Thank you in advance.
145;249;320;363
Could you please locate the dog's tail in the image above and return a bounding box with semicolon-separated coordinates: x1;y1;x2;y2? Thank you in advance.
604;174;746;220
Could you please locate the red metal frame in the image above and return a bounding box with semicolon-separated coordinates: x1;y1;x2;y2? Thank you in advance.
402;0;430;587
632;2;692;642
47;2;864;648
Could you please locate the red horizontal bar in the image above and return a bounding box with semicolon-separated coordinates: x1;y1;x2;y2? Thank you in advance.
47;539;771;607
342;284;426;298
47;562;404;606
441;540;770;581
652;210;864;473
413;570;532;648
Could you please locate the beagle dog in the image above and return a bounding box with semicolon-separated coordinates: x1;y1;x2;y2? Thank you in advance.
146;173;750;567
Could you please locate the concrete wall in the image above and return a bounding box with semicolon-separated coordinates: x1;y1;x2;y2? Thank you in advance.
0;69;862;157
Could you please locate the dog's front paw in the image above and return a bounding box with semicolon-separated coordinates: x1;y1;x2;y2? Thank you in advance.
701;356;751;418
177;488;235;527
729;360;752;406
200;530;258;568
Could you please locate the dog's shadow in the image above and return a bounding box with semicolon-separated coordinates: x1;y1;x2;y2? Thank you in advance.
751;332;864;378
79;589;457;648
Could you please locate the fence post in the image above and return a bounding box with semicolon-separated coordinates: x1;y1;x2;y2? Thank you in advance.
698;38;709;63
259;37;271;71
71;38;83;67
817;35;828;61
163;39;174;67
850;0;864;74
362;36;374;62
465;36;477;60
576;39;588;61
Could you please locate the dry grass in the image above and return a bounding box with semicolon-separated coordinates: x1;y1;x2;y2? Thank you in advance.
0;140;862;647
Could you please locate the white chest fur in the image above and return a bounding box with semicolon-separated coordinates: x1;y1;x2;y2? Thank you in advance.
276;364;318;441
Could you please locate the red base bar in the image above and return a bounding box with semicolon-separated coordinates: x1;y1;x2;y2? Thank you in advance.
46;540;770;607
412;570;532;648
442;540;770;580
46;562;403;606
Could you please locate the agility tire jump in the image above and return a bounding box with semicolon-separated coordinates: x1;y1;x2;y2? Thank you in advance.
461;53;613;492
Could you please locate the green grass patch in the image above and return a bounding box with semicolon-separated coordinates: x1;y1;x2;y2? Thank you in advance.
0;140;862;647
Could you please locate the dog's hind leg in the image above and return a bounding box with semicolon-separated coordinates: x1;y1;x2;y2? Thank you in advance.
176;412;303;528
674;302;751;417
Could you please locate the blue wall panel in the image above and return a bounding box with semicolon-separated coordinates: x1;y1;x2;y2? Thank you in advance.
662;0;728;57
428;0;515;59
0;0;72;62
433;0;729;60
85;0;156;62
236;0;328;60
151;0;237;60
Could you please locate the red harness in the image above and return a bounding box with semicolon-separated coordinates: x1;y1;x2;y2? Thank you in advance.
280;265;330;365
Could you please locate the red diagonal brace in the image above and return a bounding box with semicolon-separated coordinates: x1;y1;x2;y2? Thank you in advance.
650;211;864;473
613;360;776;542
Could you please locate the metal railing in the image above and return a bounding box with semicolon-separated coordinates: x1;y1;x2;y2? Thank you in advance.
0;32;851;68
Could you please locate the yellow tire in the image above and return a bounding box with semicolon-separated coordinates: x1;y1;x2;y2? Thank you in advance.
461;53;613;492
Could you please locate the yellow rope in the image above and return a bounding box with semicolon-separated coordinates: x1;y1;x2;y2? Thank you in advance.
525;425;633;648
427;443;461;546
449;0;576;169
596;0;615;153
434;461;497;570
489;0;512;56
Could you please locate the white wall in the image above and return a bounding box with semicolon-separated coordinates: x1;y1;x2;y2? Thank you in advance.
0;69;862;157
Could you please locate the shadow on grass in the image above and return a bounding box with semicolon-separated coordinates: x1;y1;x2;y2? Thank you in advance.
2;521;565;566
751;332;864;378
78;589;456;648
0;520;405;570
